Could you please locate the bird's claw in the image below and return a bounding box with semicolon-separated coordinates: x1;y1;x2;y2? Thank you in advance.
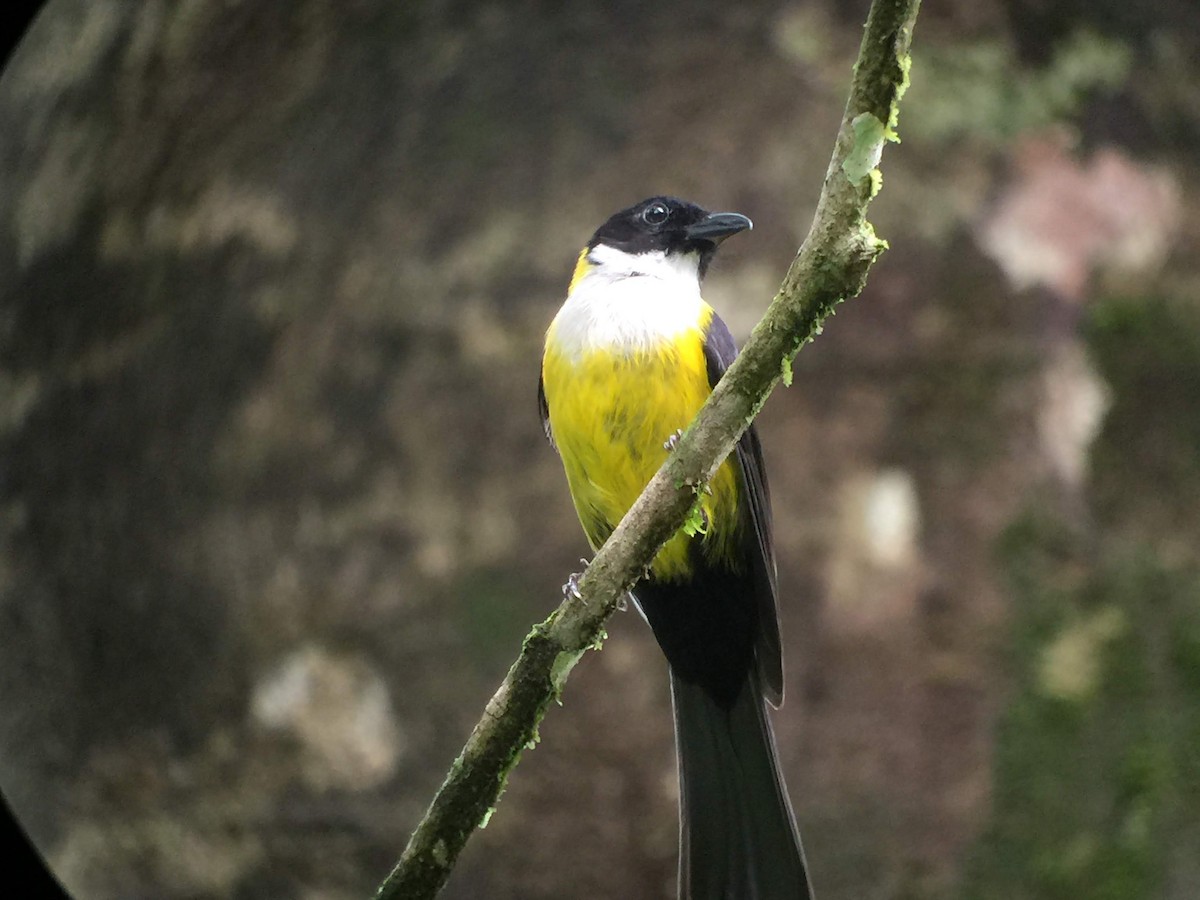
663;429;685;452
562;572;584;601
562;559;591;602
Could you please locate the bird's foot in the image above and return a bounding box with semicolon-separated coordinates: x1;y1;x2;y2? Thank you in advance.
562;559;591;602
663;428;685;452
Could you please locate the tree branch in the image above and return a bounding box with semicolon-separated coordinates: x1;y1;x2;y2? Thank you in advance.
375;1;920;896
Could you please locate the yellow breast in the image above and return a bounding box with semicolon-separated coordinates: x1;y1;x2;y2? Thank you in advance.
542;307;743;582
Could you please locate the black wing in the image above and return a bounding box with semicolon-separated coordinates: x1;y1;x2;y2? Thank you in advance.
703;312;784;706
537;374;555;451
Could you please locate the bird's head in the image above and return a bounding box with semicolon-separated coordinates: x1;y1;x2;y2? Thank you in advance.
582;196;752;284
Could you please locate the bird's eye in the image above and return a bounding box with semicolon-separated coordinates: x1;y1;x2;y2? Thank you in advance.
641;203;670;227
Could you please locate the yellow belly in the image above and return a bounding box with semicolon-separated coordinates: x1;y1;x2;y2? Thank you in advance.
542;327;743;582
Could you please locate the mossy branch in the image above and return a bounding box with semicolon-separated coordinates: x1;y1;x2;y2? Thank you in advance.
375;1;920;897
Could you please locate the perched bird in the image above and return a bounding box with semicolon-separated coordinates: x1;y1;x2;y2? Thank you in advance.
539;197;813;899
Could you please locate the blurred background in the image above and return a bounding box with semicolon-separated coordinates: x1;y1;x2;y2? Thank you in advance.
2;0;1199;898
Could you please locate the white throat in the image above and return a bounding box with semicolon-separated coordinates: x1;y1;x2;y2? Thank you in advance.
550;244;705;357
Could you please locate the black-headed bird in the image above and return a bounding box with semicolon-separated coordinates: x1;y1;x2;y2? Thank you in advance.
539;197;813;899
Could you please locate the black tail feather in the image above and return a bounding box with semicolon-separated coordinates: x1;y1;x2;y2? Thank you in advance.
671;669;812;900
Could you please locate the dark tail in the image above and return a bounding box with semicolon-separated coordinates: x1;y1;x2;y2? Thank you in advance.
670;669;813;900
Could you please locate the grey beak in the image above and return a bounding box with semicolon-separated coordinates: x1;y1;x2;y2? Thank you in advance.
684;212;753;243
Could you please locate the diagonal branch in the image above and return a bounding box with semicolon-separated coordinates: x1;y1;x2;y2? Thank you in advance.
376;1;920;897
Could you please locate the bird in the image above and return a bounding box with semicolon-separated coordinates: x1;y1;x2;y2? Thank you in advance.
538;196;813;899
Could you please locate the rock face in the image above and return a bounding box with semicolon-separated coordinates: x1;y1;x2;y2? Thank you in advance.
2;2;1199;898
